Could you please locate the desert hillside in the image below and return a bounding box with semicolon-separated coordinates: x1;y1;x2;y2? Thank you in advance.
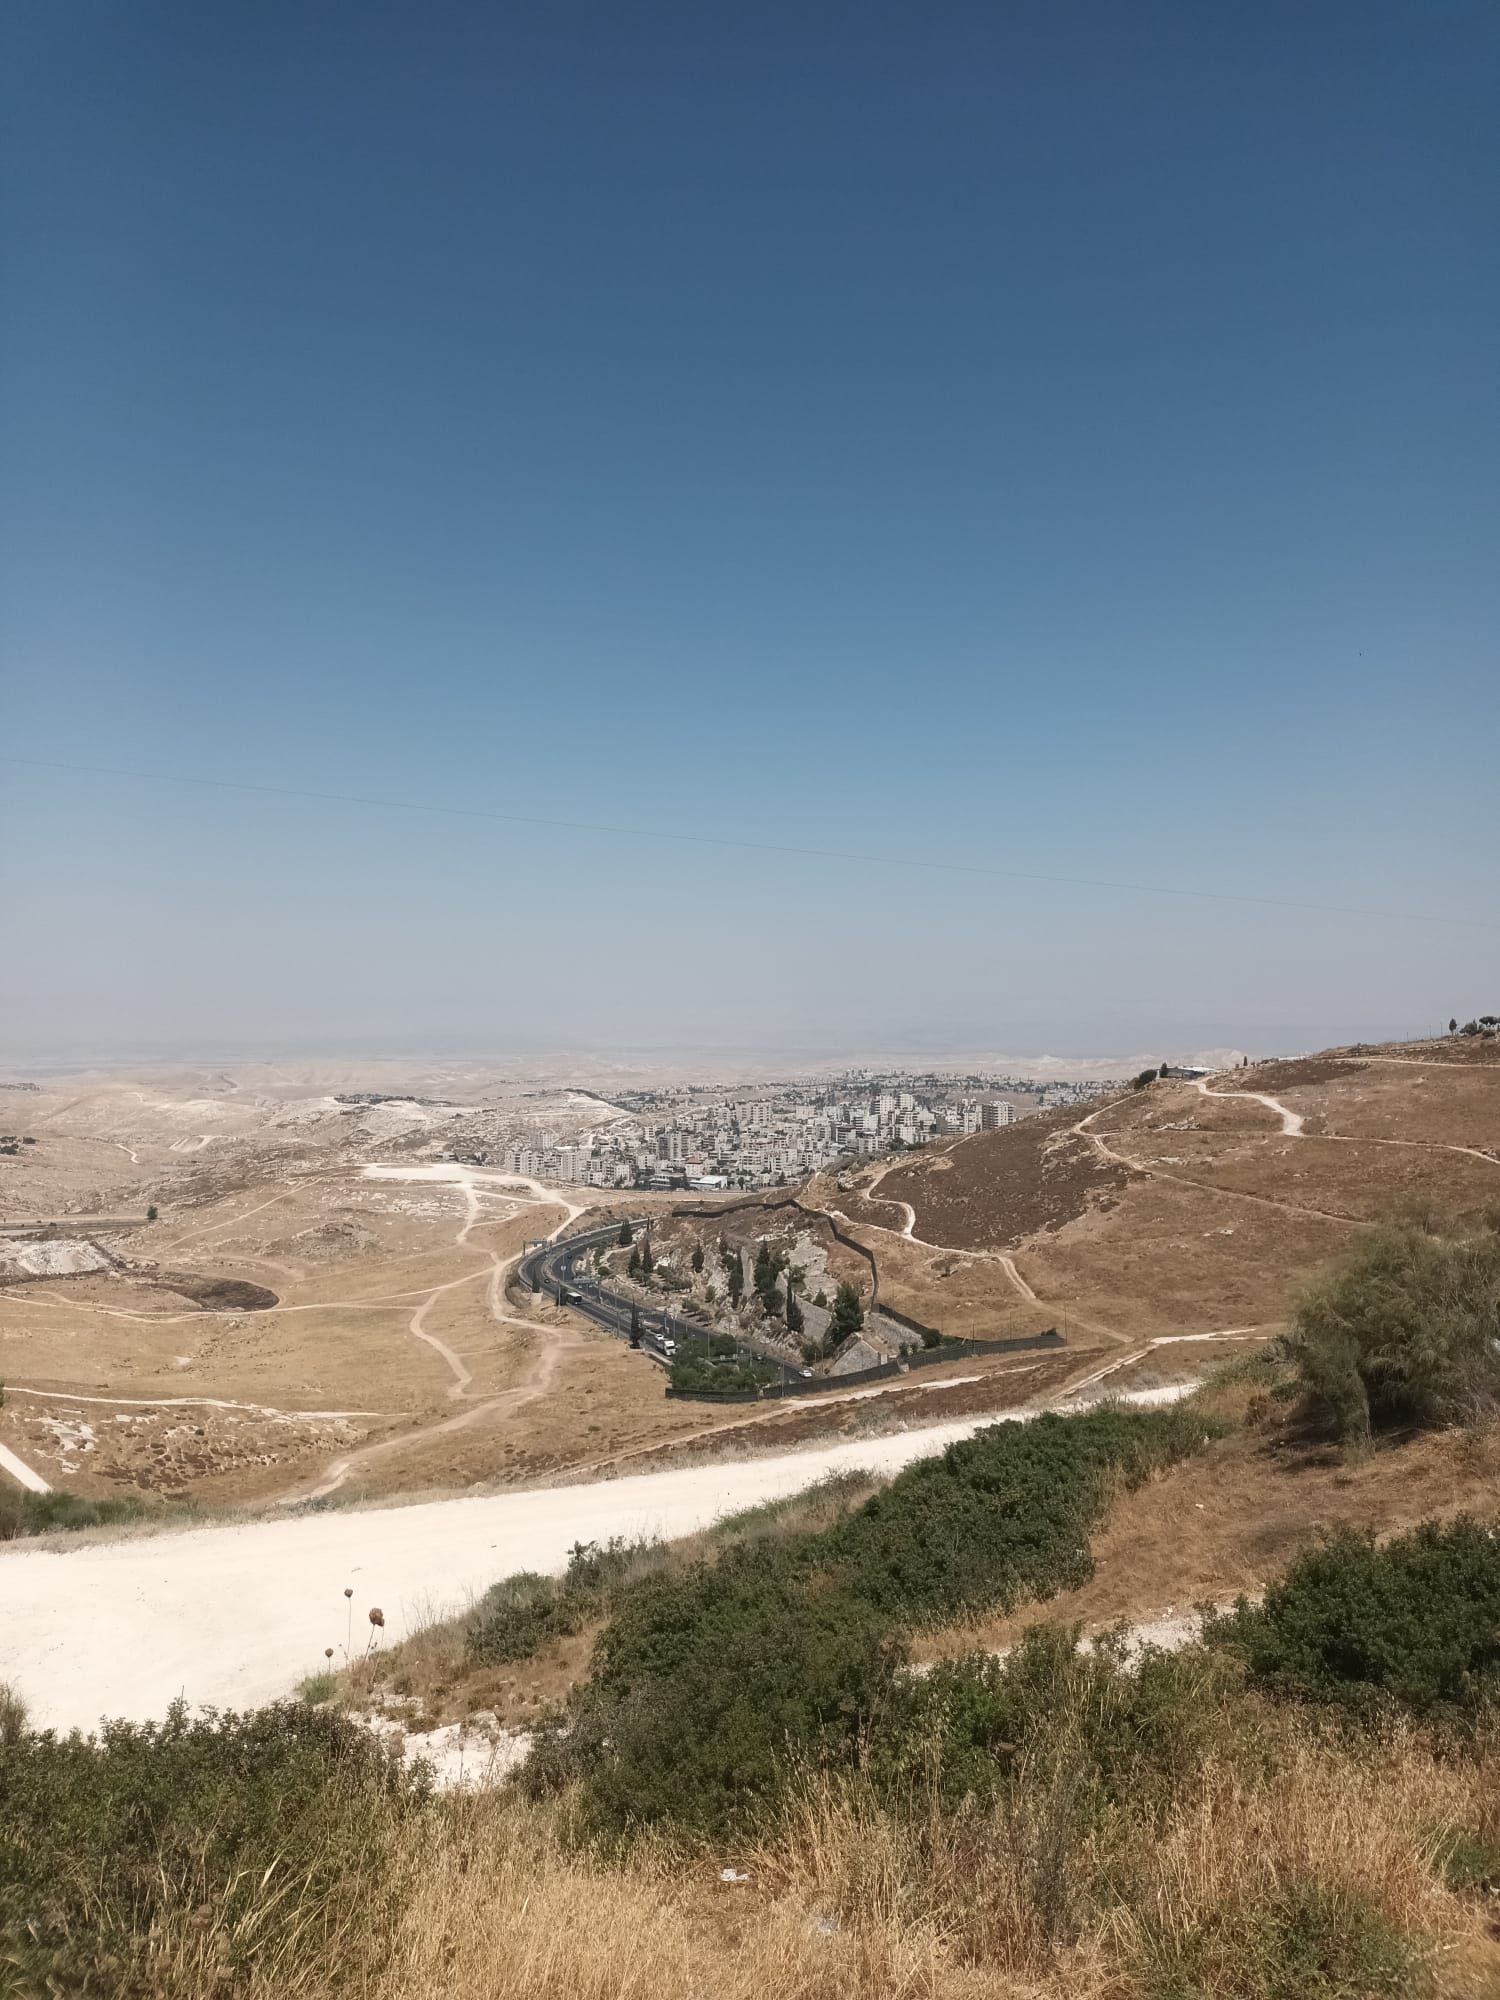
1;1037;1495;1514
822;1037;1500;1351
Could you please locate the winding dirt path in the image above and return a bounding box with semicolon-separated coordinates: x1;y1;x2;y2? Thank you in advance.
281;1167;587;1504
1190;1077;1497;1172
1192;1077;1304;1135
1069;1100;1367;1228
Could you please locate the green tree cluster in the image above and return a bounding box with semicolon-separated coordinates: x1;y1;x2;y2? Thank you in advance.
753;1240;788;1317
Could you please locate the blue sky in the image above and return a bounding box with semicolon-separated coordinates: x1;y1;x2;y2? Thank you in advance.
2;1;1496;1060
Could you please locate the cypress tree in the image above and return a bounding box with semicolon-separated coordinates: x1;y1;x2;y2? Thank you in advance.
829;1280;864;1340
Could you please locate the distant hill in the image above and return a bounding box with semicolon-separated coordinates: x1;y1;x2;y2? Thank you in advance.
830;1035;1500;1347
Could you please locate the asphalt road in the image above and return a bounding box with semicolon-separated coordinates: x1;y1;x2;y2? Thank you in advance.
518;1218;687;1364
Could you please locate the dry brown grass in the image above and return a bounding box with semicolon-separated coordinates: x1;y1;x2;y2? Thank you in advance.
917;1385;1500;1665
128;1716;1499;2000
374;1796;981;2000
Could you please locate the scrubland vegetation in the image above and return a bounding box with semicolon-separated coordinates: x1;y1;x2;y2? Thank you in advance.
7;1220;1500;1996
0;1486;150;1541
1288;1213;1500;1441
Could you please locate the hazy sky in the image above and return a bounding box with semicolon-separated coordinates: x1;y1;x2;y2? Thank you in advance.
2;1;1496;1061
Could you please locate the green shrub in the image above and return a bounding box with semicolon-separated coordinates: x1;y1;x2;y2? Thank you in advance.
527;1404;1216;1833
0;1488;149;1541
465;1569;580;1663
1288;1218;1500;1440
825;1404;1217;1627
1137;1878;1411;1999
872;1625;1225;1816
0;1701;426;1995
668;1337;778;1395
1207;1516;1500;1716
529;1543;900;1832
465;1537;657;1665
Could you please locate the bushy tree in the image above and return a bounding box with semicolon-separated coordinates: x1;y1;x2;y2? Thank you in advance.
639;1233;654;1277
629;1304;641;1348
618;1220;633;1247
628;1244;641;1277
725;1249;744;1308
1288;1218;1500;1440
785;1287;804;1336
691;1243;704;1273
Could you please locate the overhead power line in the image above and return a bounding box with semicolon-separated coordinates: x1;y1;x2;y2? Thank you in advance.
1;753;1490;932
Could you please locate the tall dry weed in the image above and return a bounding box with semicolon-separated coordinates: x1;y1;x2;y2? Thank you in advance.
38;1711;1500;2000
1106;1719;1491;1995
373;1792;983;2000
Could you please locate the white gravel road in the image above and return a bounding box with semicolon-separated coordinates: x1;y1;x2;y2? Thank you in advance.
0;1387;1192;1735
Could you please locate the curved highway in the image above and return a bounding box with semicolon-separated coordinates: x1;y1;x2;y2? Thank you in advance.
517;1218;690;1364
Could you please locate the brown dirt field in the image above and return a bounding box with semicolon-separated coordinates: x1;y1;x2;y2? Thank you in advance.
1117;1132;1499;1222
1241;1056;1371;1090
830;1186;916;1232
875;1109;1134;1250
1103;1087;1280;1137
1018;1173;1348;1340
1329;1035;1500;1067
918;1401;1500;1663
835;1228;1069;1338
1279;1063;1500;1147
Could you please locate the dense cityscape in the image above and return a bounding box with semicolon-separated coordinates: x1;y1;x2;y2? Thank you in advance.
495;1071;1119;1189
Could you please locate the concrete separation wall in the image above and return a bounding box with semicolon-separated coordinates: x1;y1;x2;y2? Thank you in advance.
665;1328;1065;1402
